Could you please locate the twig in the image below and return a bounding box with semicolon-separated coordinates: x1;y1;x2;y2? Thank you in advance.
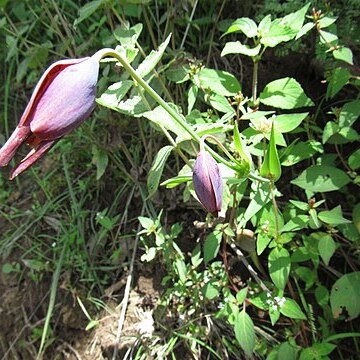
180;0;199;50
229;239;270;292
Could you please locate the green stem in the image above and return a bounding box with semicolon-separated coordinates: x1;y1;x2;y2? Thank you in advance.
252;59;259;104
92;48;269;183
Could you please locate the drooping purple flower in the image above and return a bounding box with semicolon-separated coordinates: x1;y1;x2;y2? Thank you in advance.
192;149;223;216
0;56;99;179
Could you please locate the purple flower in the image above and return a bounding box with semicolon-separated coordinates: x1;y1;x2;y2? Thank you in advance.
192;149;223;216
0;56;99;179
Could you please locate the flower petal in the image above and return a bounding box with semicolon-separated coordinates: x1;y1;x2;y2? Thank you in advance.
0;126;31;167
9;139;57;179
29;57;99;139
18;58;89;128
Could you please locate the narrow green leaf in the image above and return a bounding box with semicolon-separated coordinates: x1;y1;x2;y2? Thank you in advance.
187;84;198;114
92;146;109;180
326;67;351;99
221;42;261;57
147;145;173;198
204;231;222;264
136;33;171;78
234;310;255;358
318;234;336;265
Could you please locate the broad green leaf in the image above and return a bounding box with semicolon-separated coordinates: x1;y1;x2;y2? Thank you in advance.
281;215;309;232
318;16;337;28
295;266;316;290
318;205;351;226
147;146;173;198
280;298;307;320
260;78;314;109
274;113;308;133
204;231;222;264
174;258;187;283
221;42;261;57
236;287;248;305
277;341;298;360
91;146;109;180
330;272;360;320
223;17;258;38
349;149;360;170
300;343;336;360
319;30;338;45
198;68;241;96
291;165;351;192
260;122;281;181
326;67;351;99
281;140;323;166
258;14;271;35
142;104;189;142
113;23;143;46
318;234;336;265
166;65;190;83
333;47;353;65
202;279;220;300
138;216;154;230
268;247;290;290
96;80;133;109
97;95;147;116
295;22;315;40
315;285;329;307
339;100;360;127
208;93;235;114
261;4;309;47
257;233;271;255
234;310;255;358
238;182;271;228
136;33;171;78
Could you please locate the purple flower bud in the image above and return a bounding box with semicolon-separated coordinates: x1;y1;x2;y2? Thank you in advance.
0;56;99;179
192;150;223;216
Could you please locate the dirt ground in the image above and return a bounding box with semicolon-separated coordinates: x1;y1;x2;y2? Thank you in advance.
0;253;163;359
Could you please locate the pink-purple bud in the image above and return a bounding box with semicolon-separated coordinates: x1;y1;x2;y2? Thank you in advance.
192;150;223;216
0;56;99;179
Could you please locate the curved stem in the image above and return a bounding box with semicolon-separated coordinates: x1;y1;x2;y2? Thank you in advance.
92;48;269;183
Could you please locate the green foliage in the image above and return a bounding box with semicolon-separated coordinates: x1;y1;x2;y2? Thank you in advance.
0;1;359;359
